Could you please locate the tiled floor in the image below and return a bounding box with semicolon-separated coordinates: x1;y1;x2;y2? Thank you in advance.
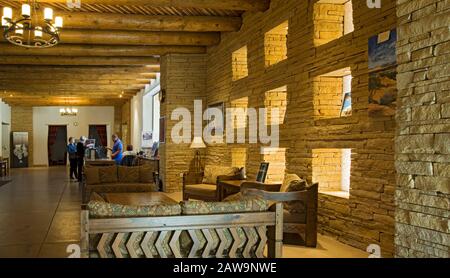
0;167;368;258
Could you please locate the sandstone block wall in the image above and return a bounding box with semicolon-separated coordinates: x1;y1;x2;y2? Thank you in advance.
395;0;450;258
204;0;397;256
160;54;207;192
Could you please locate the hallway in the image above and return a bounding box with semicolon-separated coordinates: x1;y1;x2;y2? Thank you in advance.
0;167;80;258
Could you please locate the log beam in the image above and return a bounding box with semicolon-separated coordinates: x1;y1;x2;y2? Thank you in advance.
28;0;270;11
60;12;242;32
0;65;160;74
0;43;205;57
58;30;220;46
0;56;159;66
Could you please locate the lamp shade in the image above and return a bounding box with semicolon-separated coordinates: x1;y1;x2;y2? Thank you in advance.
190;136;206;149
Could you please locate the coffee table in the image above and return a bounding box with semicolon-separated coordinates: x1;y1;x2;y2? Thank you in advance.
218;180;282;200
103;192;178;206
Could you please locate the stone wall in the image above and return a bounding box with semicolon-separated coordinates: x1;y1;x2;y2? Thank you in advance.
395;0;450;258
121;101;131;146
204;0;397;256
11;106;33;167
160;54;207;192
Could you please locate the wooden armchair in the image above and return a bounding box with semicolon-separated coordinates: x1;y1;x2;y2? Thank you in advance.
182;172;242;201
240;182;318;247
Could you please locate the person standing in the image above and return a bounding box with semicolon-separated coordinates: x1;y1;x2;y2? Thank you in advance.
67;137;77;180
76;136;86;182
109;134;124;165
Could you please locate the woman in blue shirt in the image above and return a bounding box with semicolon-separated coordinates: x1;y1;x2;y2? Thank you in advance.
67;137;77;180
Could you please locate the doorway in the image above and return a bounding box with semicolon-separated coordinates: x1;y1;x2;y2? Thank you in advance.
48;125;68;166
89;125;108;159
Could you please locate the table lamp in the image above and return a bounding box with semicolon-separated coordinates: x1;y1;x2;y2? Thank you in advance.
190;136;206;173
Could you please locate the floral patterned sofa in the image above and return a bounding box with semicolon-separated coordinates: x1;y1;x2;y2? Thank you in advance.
80;191;291;258
82;165;158;203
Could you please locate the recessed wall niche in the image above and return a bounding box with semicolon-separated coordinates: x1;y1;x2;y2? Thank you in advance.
264;86;287;125
232;46;248;81
313;0;354;47
261;147;286;184
312;148;351;198
264;21;288;67
231;147;247;168
313;67;352;119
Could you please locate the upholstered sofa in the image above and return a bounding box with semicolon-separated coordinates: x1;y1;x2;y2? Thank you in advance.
82;165;158;203
80;190;302;258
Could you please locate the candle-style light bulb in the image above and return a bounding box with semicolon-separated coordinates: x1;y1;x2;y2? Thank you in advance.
1;16;8;27
34;26;43;38
15;23;23;35
3;7;12;20
55;16;63;28
44;8;53;21
22;4;31;17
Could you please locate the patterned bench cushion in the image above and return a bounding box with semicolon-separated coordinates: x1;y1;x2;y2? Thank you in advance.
88;200;181;218
181;196;268;215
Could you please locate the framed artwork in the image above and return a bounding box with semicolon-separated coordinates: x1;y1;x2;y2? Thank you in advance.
11;132;29;168
206;102;225;138
369;67;397;117
256;162;270;183
368;29;397;71
159;117;166;143
340;92;352;117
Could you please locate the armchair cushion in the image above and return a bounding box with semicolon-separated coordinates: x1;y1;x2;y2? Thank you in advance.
184;183;217;196
284;178;309;214
118;166;140;183
99;166;118;183
280;173;302;192
85;166;101;185
139;165;154;183
202;165;239;184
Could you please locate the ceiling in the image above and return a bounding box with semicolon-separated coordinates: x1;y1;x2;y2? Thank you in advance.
0;0;269;106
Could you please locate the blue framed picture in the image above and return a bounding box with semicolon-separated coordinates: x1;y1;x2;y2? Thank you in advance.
368;29;397;71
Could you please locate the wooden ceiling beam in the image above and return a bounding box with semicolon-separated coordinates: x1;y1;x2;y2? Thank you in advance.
0;83;146;91
0;56;159;66
0;79;153;86
59;12;242;32
56;29;220;46
26;0;270;11
0;43;205;57
0;65;160;73
0;74;157;81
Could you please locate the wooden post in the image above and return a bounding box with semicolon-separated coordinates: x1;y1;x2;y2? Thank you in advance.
268;202;283;258
80;210;90;258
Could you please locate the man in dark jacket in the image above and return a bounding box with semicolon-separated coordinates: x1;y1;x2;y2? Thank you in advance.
76;136;86;182
67;137;77;180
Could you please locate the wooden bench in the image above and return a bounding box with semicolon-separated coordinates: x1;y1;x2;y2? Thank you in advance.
80;190;304;258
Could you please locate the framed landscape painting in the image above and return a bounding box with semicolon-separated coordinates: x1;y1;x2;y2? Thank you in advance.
368;29;397;71
368;67;397;117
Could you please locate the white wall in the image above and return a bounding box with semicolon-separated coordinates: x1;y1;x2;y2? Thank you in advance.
131;75;161;150
131;90;143;150
32;106;115;166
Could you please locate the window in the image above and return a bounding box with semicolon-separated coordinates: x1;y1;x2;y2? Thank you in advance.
142;84;161;145
312;148;351;198
264;21;288;67
313;0;354;47
232;46;248;81
313;67;352;119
